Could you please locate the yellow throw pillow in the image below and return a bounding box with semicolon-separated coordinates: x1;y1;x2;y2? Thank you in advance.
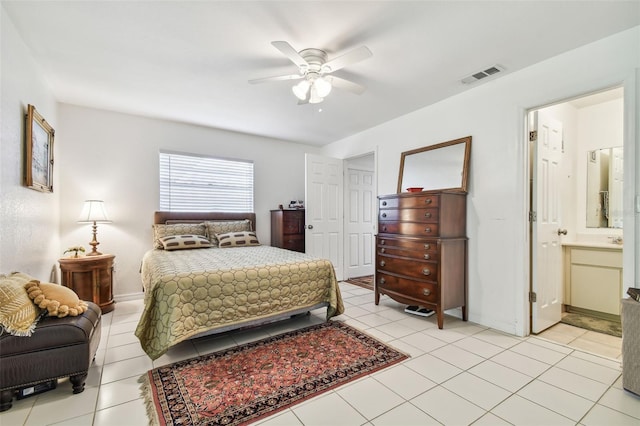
24;280;88;318
0;273;42;336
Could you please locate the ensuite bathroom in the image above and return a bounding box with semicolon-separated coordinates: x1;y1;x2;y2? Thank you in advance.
535;86;624;333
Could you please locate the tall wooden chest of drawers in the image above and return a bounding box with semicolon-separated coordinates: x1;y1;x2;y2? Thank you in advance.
271;209;305;253
375;191;467;328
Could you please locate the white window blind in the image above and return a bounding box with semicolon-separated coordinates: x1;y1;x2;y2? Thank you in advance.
159;151;254;212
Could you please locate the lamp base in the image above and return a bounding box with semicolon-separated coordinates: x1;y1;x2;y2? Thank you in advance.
87;222;102;256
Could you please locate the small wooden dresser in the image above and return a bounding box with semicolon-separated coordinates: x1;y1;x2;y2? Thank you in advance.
271;209;305;253
59;254;115;314
376;191;467;328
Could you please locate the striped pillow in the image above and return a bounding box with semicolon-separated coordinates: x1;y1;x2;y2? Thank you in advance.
216;231;260;248
159;234;212;251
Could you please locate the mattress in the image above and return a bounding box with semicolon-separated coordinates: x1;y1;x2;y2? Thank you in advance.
135;245;344;360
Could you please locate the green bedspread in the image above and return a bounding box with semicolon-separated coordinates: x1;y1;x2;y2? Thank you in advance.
135;245;344;360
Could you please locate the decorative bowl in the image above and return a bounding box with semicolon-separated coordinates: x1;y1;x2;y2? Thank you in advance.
406;187;424;193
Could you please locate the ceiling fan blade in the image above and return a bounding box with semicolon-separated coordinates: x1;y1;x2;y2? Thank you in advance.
322;46;372;73
328;76;366;95
271;41;308;69
248;74;302;84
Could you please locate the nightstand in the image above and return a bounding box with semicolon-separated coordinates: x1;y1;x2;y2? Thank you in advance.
59;254;115;314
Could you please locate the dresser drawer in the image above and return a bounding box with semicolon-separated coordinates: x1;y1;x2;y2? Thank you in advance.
378;237;438;251
280;234;303;250
282;220;302;234
379;221;439;237
379;208;439;223
377;237;439;259
377;272;438;304
379;194;440;209
378;254;438;280
378;245;438;260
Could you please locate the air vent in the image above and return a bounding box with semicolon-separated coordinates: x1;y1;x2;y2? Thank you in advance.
461;65;504;84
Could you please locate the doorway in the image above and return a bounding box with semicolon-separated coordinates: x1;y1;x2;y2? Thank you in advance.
527;88;624;357
343;152;376;283
528;87;624;350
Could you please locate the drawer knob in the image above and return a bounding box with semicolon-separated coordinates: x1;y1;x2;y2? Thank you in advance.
424;212;432;218
424;254;430;260
381;248;386;253
423;288;431;296
424;244;430;249
382;226;387;232
381;212;387;218
382;201;387;206
422;268;431;276
380;240;386;245
380;277;386;284
425;198;432;204
380;260;386;267
424;227;432;233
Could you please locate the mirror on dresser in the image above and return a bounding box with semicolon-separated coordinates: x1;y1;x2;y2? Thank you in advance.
586;146;623;228
397;136;472;193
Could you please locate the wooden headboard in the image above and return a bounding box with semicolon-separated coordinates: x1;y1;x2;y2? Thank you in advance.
153;211;257;230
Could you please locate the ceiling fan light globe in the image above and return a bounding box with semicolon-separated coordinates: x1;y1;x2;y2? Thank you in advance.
309;85;324;104
292;80;310;100
314;77;332;97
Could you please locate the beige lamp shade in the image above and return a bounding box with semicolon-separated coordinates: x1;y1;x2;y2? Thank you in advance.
78;200;111;223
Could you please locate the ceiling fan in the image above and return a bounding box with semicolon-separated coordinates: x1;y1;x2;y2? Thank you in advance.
249;41;372;104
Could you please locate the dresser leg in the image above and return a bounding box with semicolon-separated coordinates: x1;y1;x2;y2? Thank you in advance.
437;309;444;329
374;290;380;305
462;305;468;321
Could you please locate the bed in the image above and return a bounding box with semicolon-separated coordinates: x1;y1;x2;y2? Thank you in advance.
134;211;344;360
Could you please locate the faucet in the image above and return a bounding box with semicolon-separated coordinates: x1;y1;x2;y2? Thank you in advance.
608;236;623;245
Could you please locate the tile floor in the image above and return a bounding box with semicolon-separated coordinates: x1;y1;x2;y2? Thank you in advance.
2;282;639;425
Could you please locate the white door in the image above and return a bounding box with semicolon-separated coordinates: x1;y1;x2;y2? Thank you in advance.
531;110;564;333
305;154;344;280
345;167;375;279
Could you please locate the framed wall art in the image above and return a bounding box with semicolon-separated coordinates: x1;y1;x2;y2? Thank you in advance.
25;104;55;192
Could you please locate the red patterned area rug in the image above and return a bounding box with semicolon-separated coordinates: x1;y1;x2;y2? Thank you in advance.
345;275;374;290
140;321;408;426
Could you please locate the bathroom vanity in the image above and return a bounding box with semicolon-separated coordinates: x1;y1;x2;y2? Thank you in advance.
563;242;623;318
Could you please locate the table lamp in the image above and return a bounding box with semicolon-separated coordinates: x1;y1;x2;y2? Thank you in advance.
78;200;111;256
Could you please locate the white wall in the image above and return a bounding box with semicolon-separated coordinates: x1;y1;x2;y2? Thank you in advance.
0;8;60;280
321;27;640;336
57;104;320;298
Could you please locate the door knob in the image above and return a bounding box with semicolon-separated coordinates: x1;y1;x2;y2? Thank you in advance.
557;228;567;235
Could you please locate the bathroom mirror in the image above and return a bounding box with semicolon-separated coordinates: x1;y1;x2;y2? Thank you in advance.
398;136;471;193
586;146;623;228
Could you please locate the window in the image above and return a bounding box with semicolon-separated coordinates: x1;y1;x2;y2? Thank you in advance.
159;151;254;212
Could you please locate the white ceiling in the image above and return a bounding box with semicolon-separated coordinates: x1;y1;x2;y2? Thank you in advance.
3;1;639;146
